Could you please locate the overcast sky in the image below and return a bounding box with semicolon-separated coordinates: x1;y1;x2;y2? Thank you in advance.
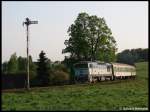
2;1;148;62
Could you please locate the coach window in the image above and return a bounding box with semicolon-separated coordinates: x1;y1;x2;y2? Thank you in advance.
89;64;93;68
107;66;110;72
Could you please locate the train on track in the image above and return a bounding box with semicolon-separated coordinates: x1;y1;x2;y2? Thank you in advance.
74;61;136;83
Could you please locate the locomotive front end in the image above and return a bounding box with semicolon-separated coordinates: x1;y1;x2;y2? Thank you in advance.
74;62;89;82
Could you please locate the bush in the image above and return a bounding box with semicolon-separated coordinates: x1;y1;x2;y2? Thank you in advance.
30;68;70;87
52;64;69;73
50;70;69;85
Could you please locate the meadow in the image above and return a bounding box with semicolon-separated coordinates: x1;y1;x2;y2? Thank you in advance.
2;62;148;111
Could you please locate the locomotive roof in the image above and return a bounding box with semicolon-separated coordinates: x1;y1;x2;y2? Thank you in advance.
74;61;109;65
75;61;105;63
74;61;135;68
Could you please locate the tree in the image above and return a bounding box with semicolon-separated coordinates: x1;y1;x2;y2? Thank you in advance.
36;51;50;86
7;52;18;73
29;56;37;71
62;56;78;84
18;56;27;72
116;48;148;65
142;48;148;61
62;12;117;62
2;61;8;73
2;53;37;74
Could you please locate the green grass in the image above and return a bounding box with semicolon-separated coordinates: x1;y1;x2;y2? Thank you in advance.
2;62;148;111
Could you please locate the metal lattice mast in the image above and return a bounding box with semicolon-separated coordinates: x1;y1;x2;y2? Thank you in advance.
23;17;38;90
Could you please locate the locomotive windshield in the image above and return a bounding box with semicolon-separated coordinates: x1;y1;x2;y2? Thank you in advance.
74;63;88;68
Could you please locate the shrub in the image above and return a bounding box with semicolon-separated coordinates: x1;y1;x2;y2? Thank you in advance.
50;70;69;85
52;64;69;73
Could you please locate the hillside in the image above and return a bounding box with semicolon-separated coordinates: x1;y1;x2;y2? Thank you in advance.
2;62;148;111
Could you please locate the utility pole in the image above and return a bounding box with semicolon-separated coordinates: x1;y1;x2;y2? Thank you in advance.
23;17;38;90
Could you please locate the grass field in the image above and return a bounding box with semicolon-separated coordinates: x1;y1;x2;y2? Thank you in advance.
2;62;148;111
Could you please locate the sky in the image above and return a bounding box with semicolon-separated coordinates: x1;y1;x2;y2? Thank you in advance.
2;1;148;63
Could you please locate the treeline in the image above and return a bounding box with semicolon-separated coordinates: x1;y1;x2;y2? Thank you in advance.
116;48;148;65
2;51;70;89
2;53;37;75
2;48;148;89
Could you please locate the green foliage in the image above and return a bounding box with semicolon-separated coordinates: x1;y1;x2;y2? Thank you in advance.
96;48;116;62
62;57;77;83
117;48;148;65
2;53;39;89
29;56;37;77
2;53;37;75
52;64;69;73
62;12;117;62
2;61;8;73
36;51;50;86
18;56;27;72
49;63;70;85
7;53;18;73
2;62;148;111
2;52;70;87
50;70;69;85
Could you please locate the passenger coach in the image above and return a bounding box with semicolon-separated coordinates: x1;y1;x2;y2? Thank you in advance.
74;61;136;83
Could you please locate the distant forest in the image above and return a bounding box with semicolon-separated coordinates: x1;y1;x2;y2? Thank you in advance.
116;48;148;65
